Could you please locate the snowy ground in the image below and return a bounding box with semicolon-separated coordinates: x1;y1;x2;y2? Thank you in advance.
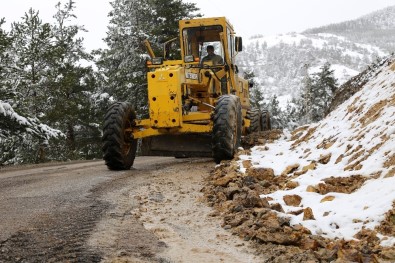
238;57;395;246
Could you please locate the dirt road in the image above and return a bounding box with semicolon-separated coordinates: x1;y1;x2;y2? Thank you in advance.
0;157;261;262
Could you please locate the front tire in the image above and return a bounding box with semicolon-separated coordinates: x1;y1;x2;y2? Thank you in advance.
212;95;242;164
102;102;137;170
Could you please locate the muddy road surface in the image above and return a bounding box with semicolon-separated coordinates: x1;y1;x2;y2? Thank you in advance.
0;157;261;262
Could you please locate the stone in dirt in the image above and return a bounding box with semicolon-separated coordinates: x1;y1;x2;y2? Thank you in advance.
241;130;283;149
285;181;299;189
213;172;237;187
300;237;320;250
303;207;315;221
318;175;367;194
306;185;318;193
241;160;252;169
246;167;275;181
318;153;332;164
271;203;285;213
283;194;302;207
320;195;335;203
281;164;300;176
302;162;316;172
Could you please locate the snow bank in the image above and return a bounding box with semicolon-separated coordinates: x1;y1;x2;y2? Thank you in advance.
239;58;395;246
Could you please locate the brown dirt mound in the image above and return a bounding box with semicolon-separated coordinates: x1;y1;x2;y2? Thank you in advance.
242;130;283;150
377;202;395;237
203;132;395;262
307;175;368;195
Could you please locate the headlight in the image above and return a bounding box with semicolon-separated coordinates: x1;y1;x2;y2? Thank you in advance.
152;57;163;65
184;55;195;63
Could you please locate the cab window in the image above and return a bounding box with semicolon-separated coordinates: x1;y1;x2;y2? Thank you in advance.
182;25;224;63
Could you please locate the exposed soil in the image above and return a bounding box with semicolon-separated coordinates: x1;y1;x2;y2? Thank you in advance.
202;131;395;263
101;158;262;262
377;202;395;237
242;129;283;150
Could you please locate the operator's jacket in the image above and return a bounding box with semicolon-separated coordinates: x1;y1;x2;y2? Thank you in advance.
201;54;224;65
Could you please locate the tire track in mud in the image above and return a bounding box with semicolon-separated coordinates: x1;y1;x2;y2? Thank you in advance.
87;160;184;262
0;158;187;263
0;197;108;262
127;159;262;263
0;157;263;262
0;161;113;262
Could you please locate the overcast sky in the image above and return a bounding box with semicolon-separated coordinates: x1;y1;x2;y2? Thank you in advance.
2;0;395;51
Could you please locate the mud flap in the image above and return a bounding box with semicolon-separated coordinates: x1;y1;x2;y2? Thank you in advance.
141;134;212;158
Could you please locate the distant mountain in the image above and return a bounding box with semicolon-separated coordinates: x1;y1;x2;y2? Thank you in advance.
304;6;395;53
237;5;395;109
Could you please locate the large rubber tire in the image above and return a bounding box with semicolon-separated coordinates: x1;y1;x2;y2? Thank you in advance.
212;95;242;164
262;110;272;131
102;102;138;170
246;109;262;134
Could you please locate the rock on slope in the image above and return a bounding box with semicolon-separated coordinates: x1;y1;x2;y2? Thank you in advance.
203;55;395;262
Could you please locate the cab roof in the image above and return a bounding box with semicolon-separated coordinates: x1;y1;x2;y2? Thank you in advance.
179;17;235;34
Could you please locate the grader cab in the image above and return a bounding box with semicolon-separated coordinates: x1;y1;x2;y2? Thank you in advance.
102;17;270;170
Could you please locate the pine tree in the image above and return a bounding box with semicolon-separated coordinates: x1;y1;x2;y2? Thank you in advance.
299;64;313;124
297;62;338;124
43;0;99;159
243;69;264;109
4;9;56;163
148;0;200;50
1;2;109;164
95;0;151;115
0;18;13;100
268;94;284;129
1;17;65;165
310;62;337;122
10;8;52;116
283;99;299;130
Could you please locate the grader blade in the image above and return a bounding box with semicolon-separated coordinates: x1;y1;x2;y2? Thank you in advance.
141;134;212;158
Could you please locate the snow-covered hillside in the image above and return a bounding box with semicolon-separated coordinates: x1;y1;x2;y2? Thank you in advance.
238;32;387;101
239;55;395;247
237;6;394;109
305;5;395;53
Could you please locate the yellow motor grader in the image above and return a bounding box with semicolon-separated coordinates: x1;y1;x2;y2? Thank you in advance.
102;17;271;170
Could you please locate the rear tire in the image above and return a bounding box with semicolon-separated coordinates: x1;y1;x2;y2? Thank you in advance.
212;95;242;164
262;110;271;130
246;109;262;133
102;102;137;170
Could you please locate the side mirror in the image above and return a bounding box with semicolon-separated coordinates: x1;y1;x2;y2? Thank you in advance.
235;36;243;52
248;81;254;88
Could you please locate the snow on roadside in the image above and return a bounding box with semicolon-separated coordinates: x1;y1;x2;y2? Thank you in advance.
238;58;395;246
